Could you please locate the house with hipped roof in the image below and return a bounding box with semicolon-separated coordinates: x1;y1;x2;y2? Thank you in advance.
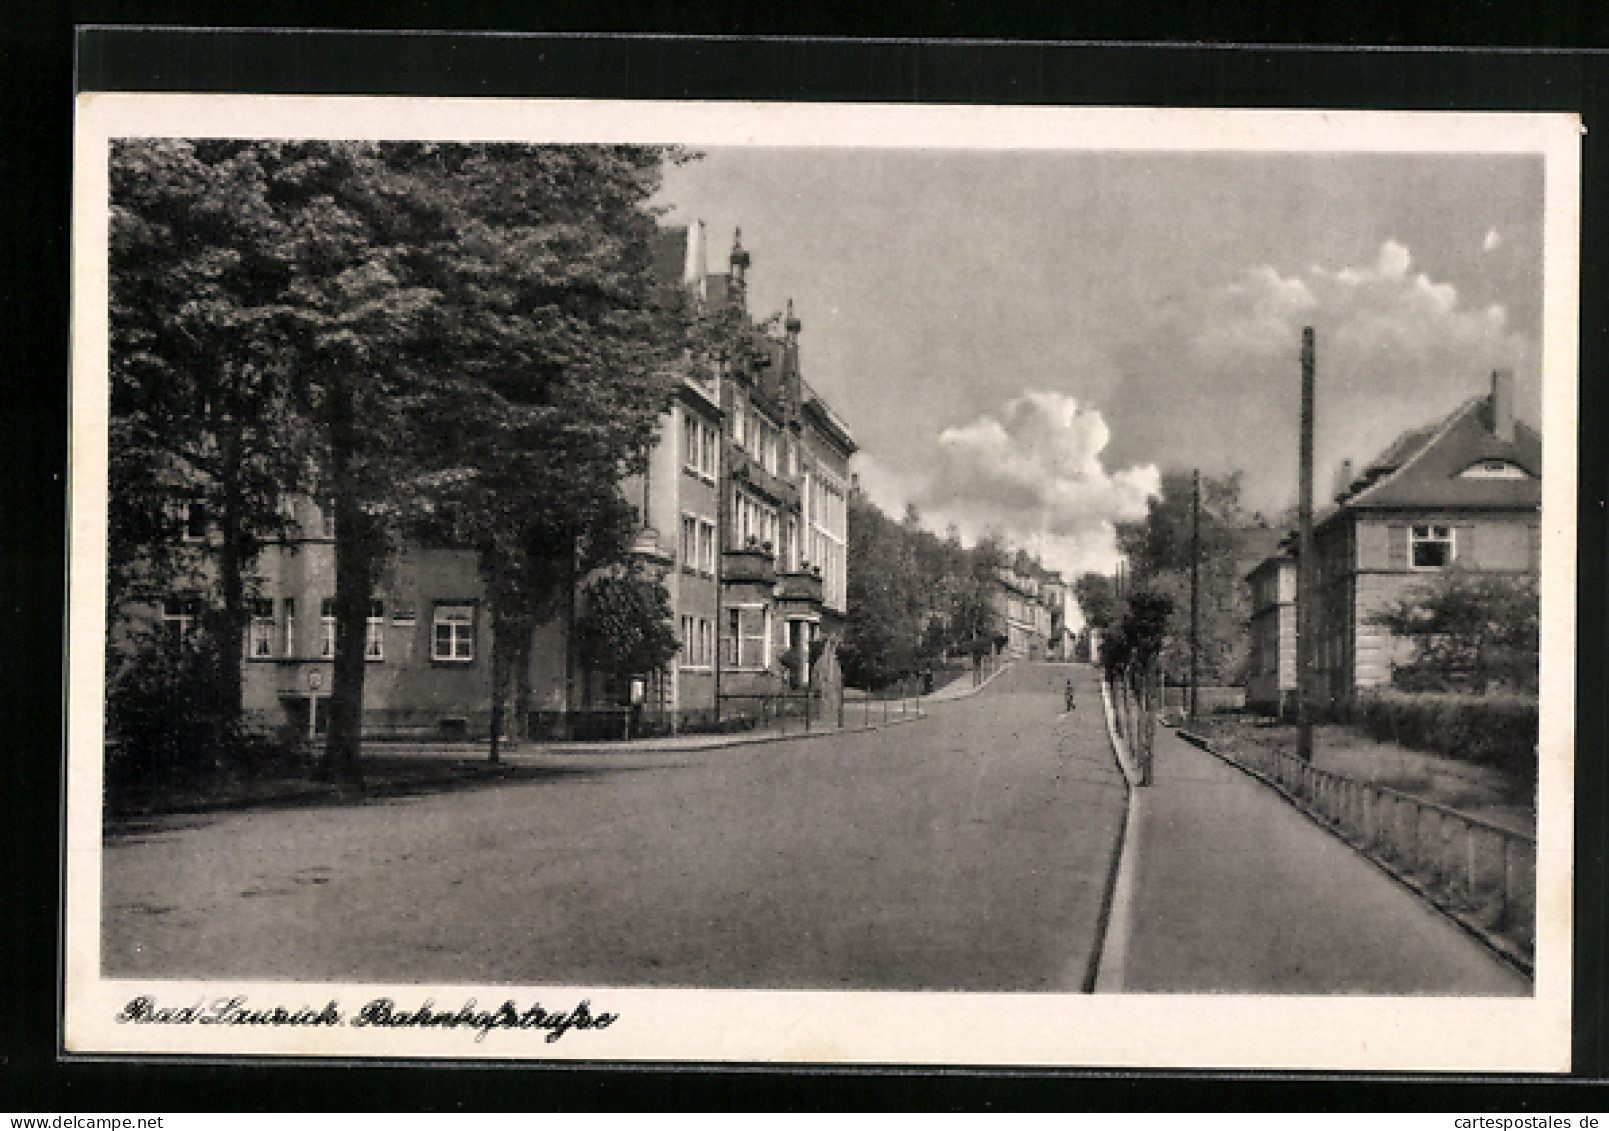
1245;369;1540;713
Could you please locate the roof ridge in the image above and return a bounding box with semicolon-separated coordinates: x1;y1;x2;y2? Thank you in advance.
1345;395;1483;509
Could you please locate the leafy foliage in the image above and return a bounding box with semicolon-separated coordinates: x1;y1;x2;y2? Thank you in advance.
1113;469;1265;685
1099;591;1175;682
573;573;680;685
839;497;1015;689
108;140;686;782
1370;568;1539;694
1072;572;1118;631
105;623;241;786
1346;691;1538;783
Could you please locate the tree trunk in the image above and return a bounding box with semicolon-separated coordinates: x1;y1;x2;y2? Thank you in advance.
513;630;533;742
215;427;247;736
321;372;371;787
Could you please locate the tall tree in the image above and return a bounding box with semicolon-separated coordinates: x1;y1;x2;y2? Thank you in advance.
109;140;312;731
1114;469;1257;685
406;144;685;760
1073;572;1118;631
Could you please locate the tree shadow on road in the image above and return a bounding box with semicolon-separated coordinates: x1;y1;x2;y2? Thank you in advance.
104;758;684;839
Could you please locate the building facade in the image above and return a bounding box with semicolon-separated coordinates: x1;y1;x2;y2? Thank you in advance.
119;223;857;743
990;567;1055;660
1244;370;1540;710
1244;552;1297;713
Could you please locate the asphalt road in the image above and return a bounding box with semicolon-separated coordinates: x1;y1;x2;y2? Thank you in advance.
103;662;1127;991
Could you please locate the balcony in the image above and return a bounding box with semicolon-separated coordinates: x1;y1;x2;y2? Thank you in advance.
723;545;777;584
728;450;800;509
776;569;823;604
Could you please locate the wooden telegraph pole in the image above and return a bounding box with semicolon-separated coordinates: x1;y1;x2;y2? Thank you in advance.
1297;327;1316;761
1190;467;1200;722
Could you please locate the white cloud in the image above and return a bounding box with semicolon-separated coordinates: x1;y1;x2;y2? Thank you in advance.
1483;227;1502;252
1175;238;1533;513
914;391;1158;577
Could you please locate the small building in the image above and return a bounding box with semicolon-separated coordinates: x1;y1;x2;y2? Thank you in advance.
1244;369;1540;709
1245;551;1296;714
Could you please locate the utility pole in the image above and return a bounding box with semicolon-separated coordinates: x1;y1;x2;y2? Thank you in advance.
1190;467;1200;723
1297;327;1316;761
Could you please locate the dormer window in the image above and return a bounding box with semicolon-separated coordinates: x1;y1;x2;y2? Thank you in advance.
1459;459;1531;480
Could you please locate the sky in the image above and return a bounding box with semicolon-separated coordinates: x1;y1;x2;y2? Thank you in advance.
651;148;1545;580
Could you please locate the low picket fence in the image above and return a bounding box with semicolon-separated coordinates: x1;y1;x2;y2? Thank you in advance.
1188;733;1535;965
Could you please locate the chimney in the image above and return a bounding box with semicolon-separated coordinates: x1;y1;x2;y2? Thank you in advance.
783;299;802;397
729;228;750;312
1490;368;1515;443
1332;458;1354;503
683;220;707;300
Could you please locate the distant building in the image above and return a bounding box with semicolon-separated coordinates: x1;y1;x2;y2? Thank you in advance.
1245;552;1297;714
990;567;1054;661
1245;370;1540;710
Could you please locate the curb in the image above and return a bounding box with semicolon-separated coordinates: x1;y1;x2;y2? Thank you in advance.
1175;728;1534;981
920;660;1015;704
536;708;928;757
1087;677;1140;993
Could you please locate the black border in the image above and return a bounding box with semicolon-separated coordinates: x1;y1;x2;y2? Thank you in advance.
5;23;1606;1112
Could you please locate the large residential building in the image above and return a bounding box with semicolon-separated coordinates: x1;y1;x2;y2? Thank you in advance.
120;223;856;743
1245;370;1540;711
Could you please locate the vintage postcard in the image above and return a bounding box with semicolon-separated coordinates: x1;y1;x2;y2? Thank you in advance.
66;94;1579;1070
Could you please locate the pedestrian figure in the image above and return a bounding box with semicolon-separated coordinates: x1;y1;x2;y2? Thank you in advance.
1065;679;1076;712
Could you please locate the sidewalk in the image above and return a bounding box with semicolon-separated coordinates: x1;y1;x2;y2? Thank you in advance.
1098;725;1531;995
375;670;1005;763
366;694;931;763
922;659;1015;703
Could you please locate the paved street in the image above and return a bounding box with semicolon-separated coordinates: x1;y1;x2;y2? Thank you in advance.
103;663;1126;991
1103;727;1532;995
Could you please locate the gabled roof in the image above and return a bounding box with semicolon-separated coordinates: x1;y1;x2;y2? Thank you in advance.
1337;395;1540;513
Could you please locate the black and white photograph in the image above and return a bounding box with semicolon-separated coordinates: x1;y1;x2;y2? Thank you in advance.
64;95;1578;1070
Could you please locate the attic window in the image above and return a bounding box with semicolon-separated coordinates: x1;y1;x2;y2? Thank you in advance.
1459;459;1531;480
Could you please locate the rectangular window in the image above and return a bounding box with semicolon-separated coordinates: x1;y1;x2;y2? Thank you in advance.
433;603;475;662
366;599;385;661
680;615;713;669
681;416;718;480
320;505;335;540
1410;524;1455;569
320;598;336;657
682;514;699;570
701;423;717;478
162;596;201;640
698;519;716;573
249;598;275;658
282;597;296;656
728;606;769;669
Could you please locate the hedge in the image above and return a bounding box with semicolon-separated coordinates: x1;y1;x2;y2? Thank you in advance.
1344;690;1538;783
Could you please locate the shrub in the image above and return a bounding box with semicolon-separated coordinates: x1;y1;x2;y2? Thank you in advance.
1347;690;1538;784
105;630;241;787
